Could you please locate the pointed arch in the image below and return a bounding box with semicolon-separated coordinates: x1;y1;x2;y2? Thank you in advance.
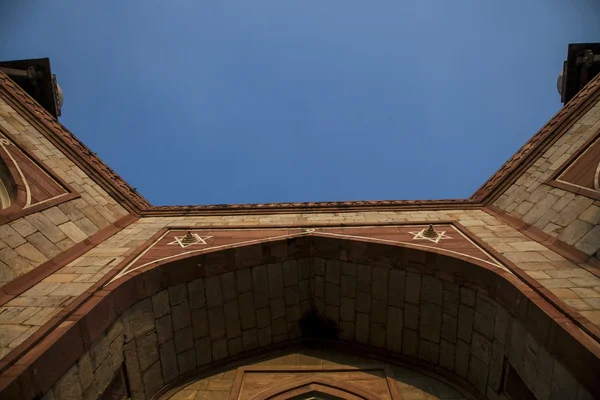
249;376;381;400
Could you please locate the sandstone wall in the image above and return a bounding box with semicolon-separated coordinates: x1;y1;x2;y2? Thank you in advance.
37;257;595;400
0;96;129;285
493;99;600;259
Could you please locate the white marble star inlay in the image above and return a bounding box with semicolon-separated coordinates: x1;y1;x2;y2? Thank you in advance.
167;233;213;248
408;228;451;244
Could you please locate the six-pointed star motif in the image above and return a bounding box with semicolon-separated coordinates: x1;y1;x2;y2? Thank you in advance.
167;233;213;248
408;228;451;244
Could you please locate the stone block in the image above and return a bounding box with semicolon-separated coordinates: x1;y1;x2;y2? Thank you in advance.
339;321;355;341
579;204;600;225
439;340;456;371
224;300;241;338
418;339;439;365
536;345;553;383
142;361;164;398
286;304;301;323
205;276;223;308
252;266;268;308
325;260;341;284
356;291;371;313
552;196;594;227
228;336;243;356
208;307;226;339
238;292;257;330
471;332;492;365
488;341;505;391
82;382;99;400
152;290;170;319
188;278;206;309
15;242;47;264
298;279;311;301
42;207;70;225
270;297;286;320
420;303;442;343
281;260;298;288
284;286;300;305
168;283;187;307
58;221;88;243
156;314;174;344
575;225;600;255
175;326;194;353
388;269;405;307
474;303;496;340
24;232;60;259
25;213;67;243
242;329;258;351
137;332;159;371
341;261;357;277
10;218;37;237
404;303;419;330
460;287;476;306
457;305;474;342
494;305;509;344
402;328;418;358
131;298;155;338
177;348;197;374
370;322;386;348
90;334;110;369
78;352;94;391
325;282;341;306
0;225;26;248
340;297;355;322
468;356;489;394
272;317;288;337
356;313;370;344
256;307;271;328
94;356;114;394
340;275;357;298
236;269;252;293
191;308;208;339
552;360;578;399
421;275;443;305
219;271;236;302
171;301;191;331
523;194;559;225
357;264;371;286
109;336;124;368
258;327;272;347
405;273;420;304
123;341;144;395
314;276;325;298
159;339;178;384
386;306;402;352
195;336;212;366
372;267;388;301
455;340;470;379
267;263;284;298
559;219;593;245
441;313;457;343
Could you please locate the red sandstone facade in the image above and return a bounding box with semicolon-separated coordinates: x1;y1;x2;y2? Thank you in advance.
0;58;599;400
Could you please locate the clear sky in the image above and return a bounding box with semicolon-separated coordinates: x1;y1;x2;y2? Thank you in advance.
1;1;599;206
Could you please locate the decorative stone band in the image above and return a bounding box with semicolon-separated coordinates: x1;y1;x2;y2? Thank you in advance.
0;236;599;399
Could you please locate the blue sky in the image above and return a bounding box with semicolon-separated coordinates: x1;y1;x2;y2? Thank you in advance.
1;1;599;206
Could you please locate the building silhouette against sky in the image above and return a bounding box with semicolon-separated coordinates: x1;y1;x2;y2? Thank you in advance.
0;44;599;400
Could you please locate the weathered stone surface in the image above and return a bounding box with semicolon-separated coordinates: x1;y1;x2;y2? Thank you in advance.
89;334;110;369
284;286;299;306
356;291;371;313
142;361;164;398
205;276;223;308
468;355;489;394
175;326;194;353
191;308;208;338
137;332;159;371
405;273;420;304
474;297;496;339
242;329;258;351
420;303;442;343
455;340;470;379
156;314;174;344
224;300;241;338
0;225;26;248
54;364;82;400
325;282;341;306
325;260;341;284
471;332;492;365
421;275;443;305
177;348;197;374
208;307;226;339
282;259;298;288
236;269;252;294
575;225;600;255
418;339;439;365
77;352;94;391
439;340;456;372
402;328;418;357
388;269;405;307
270;297;285;320
457;305;474;342
340;297;355;322
171;301;192;331
340;275;357;298
252;265;268;308
441;313;457;343
220;272;237;301
195;336;212;365
188;278;206;309
404;303;419;330
159;339;178;384
371;267;388;301
94;356;114;393
152;290;170;319
552;360;578;399
356;313;370;344
131;298;155;338
460;287;475;306
386;306;402;352
168;283;188;306
25;213;67;243
256;307;270;328
267;263;284;298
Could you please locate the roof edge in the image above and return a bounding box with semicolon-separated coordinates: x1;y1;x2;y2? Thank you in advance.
470;72;600;204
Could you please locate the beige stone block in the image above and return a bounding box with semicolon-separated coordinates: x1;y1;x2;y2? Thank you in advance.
552;196;595;227
42;207;69;225
58;201;85;221
579;204;600;225
54;364;82;400
575;225;600;255
58;221;87;243
142;361;164;398
14;242;47;265
25;232;60;259
0;225;26;248
10;219;37;237
131;298;155;338
74;218;99;236
56;237;76;251
25;213;67;243
0;247;34;275
522;194;559;225
559;219;593;245
77;352;94;391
